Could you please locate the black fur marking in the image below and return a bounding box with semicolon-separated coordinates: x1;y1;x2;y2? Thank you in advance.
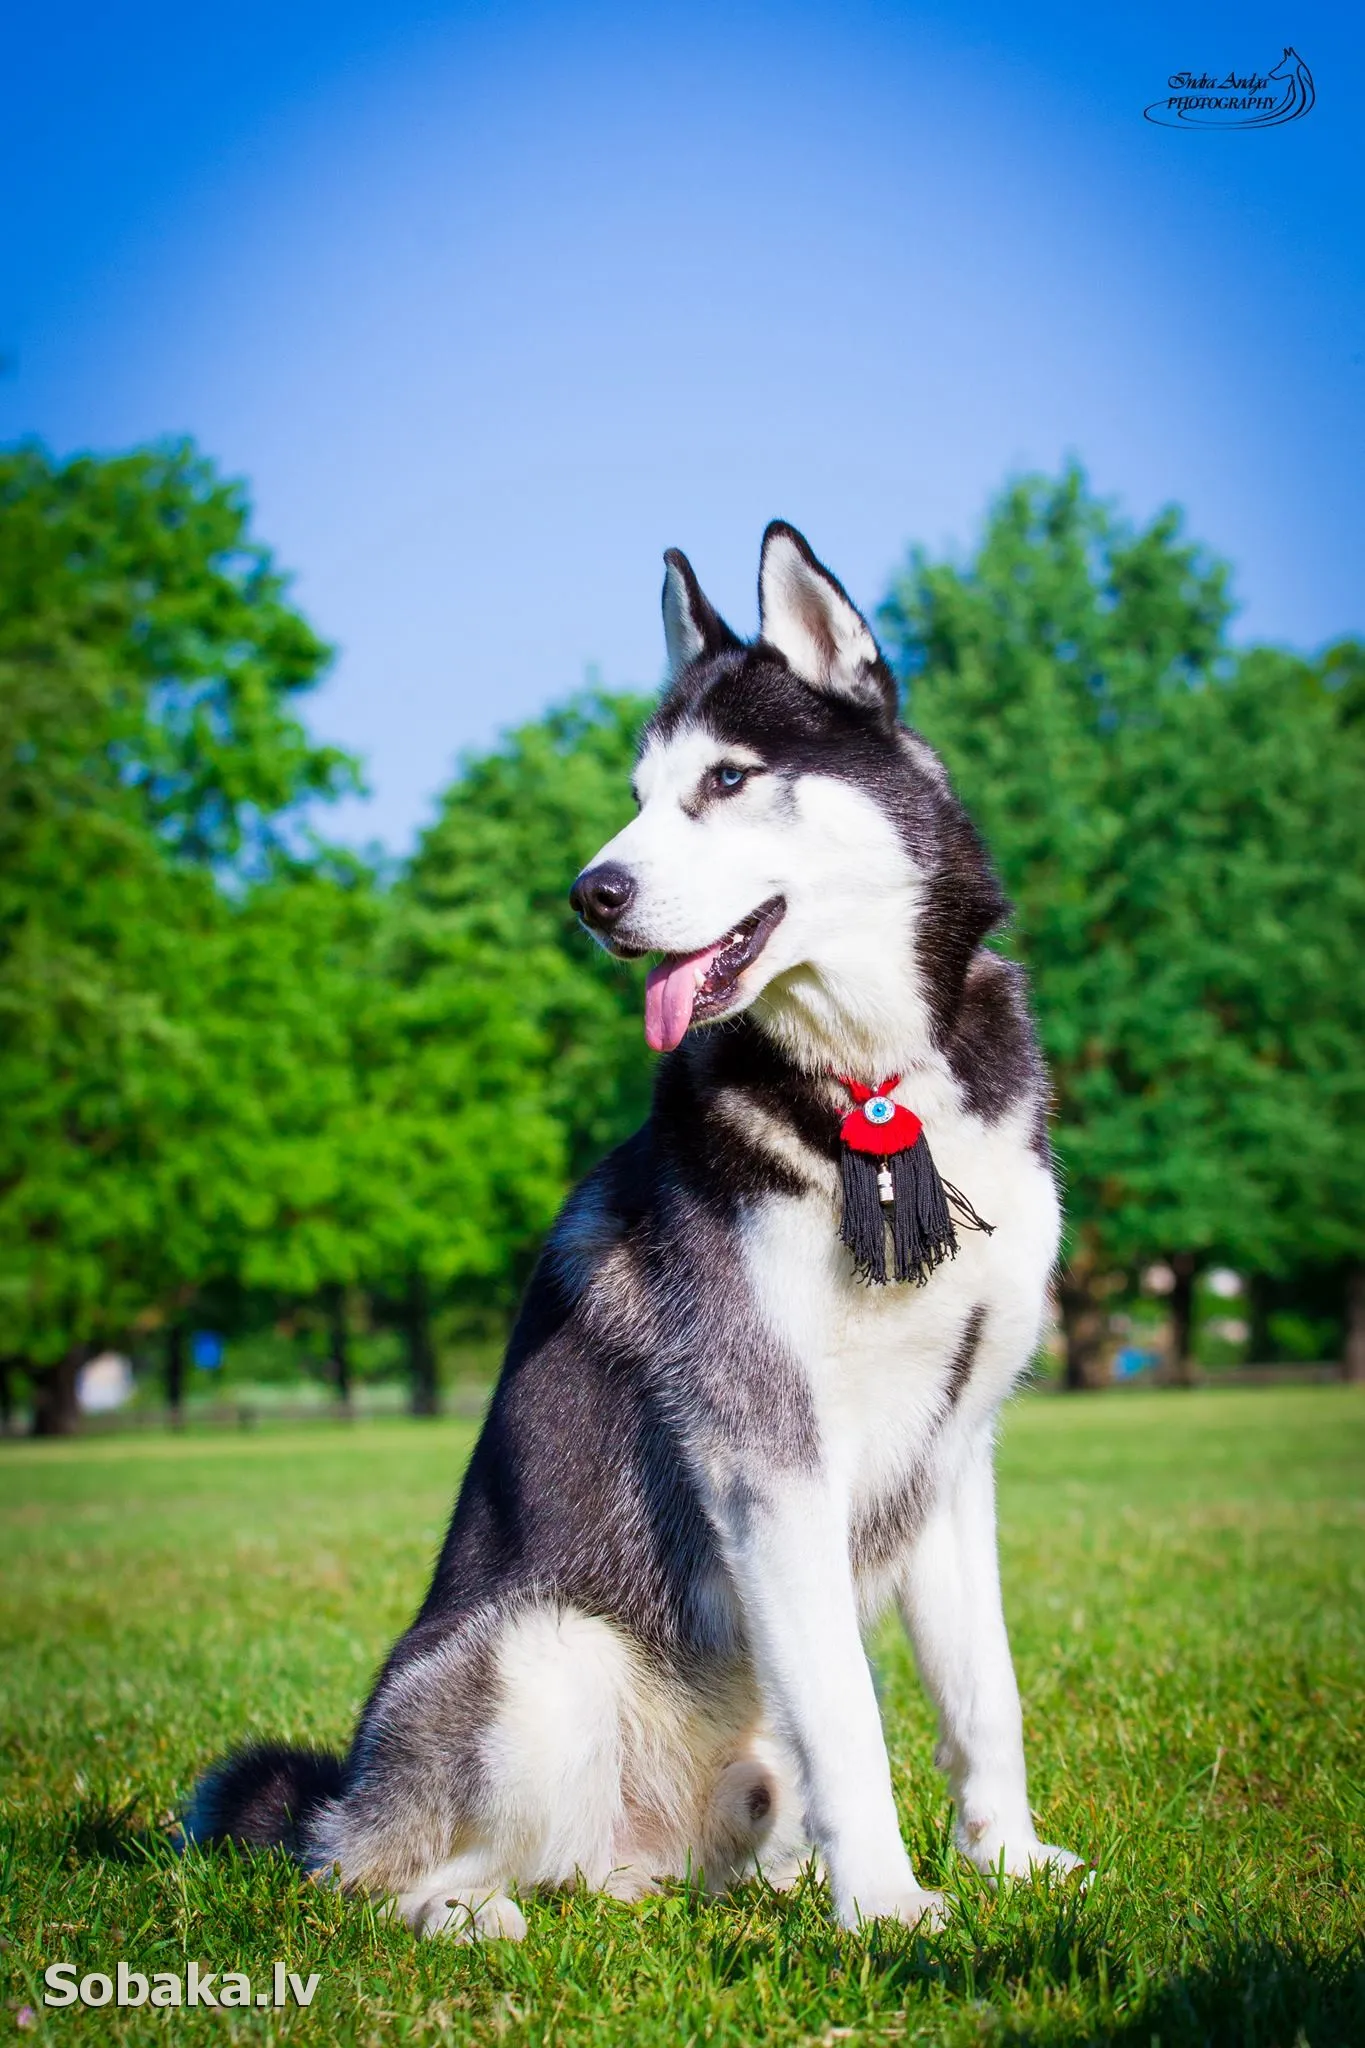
908;795;1010;1047
651;644;885;759
183;1744;344;1855
945;1304;987;1409
946;953;1052;1158
664;1023;841;1199
414;1305;732;1659
849;1466;931;1581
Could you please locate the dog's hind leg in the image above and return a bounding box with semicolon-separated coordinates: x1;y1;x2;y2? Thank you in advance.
315;1603;664;1938
897;1427;1084;1882
304;1615;523;1935
477;1604;637;1893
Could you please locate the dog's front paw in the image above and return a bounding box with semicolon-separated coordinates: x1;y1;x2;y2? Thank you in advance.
961;1833;1087;1883
599;1863;660;1903
417;1889;527;1941
838;1884;949;1933
1027;1842;1087;1881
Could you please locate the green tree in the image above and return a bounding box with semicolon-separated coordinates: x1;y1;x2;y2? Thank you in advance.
340;896;568;1409
407;690;655;1181
0;441;354;1428
880;469;1365;1384
195;855;576;1419
1148;639;1365;1375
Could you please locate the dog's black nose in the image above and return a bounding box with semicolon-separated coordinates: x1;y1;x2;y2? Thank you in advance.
570;862;637;930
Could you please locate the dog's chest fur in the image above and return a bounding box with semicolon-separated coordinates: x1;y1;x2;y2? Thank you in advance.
735;1063;1059;1597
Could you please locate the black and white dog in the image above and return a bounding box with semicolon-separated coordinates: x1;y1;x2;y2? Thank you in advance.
187;524;1082;1938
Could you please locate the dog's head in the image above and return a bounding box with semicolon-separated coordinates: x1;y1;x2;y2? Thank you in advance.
571;523;1006;1070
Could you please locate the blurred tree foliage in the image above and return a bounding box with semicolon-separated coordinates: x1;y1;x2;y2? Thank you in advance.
0;442;344;1425
879;469;1365;1383
405;693;654;1178
0;444;571;1427
2;445;1361;1428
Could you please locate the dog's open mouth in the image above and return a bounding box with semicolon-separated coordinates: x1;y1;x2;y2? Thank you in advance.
643;896;786;1052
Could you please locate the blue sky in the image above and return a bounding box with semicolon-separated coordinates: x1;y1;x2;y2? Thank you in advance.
4;1;1362;849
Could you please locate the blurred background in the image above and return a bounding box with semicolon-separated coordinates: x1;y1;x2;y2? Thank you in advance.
2;0;1362;1429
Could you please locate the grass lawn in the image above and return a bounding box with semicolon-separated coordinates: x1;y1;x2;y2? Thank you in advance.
2;1386;1362;2045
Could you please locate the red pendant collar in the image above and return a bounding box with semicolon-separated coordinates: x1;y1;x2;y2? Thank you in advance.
833;1073;924;1157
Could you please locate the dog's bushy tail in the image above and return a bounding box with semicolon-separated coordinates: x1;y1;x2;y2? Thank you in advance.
182;1744;345;1858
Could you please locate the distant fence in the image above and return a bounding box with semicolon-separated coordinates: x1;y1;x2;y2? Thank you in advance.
1087;1360;1348;1391
0;1384;496;1438
0;1363;1354;1440
1180;1362;1346;1387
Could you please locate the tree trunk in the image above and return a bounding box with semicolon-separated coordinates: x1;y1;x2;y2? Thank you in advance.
1168;1255;1198;1386
166;1324;186;1426
31;1347;84;1437
1345;1263;1365;1383
327;1286;353;1411
0;1357;15;1436
1058;1273;1108;1390
405;1275;439;1417
1245;1271;1273;1365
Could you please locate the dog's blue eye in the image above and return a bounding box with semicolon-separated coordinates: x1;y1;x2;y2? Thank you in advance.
716;765;748;791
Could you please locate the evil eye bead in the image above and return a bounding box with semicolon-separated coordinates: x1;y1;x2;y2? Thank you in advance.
864;1096;895;1126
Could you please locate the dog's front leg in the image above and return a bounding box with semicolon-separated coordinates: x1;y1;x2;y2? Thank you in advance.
719;1472;945;1931
896;1427;1084;1882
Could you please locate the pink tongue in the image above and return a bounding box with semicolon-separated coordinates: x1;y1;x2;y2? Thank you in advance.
644;946;720;1053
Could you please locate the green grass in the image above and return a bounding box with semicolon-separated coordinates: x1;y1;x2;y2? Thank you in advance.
2;1387;1362;2045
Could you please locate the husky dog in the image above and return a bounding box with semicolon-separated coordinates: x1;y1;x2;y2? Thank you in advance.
186;523;1083;1939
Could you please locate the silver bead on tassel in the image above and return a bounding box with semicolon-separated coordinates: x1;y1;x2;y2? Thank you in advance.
876;1162;895;1208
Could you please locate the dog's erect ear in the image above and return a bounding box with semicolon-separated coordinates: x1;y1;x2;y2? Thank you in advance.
662;548;741;682
758;522;897;723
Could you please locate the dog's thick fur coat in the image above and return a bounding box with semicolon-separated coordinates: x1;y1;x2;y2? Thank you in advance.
186;523;1082;1937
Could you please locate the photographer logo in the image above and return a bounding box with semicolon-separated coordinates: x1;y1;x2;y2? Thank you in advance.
1145;47;1315;129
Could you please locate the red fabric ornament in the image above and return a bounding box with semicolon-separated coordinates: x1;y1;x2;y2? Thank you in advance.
835;1074;924;1156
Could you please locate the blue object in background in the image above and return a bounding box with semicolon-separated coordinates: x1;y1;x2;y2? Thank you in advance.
191;1330;225;1371
1114;1346;1160;1381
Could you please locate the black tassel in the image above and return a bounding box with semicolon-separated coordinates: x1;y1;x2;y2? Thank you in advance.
840;1134;994;1287
890;1135;956;1284
939;1177;994;1238
839;1146;889;1283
